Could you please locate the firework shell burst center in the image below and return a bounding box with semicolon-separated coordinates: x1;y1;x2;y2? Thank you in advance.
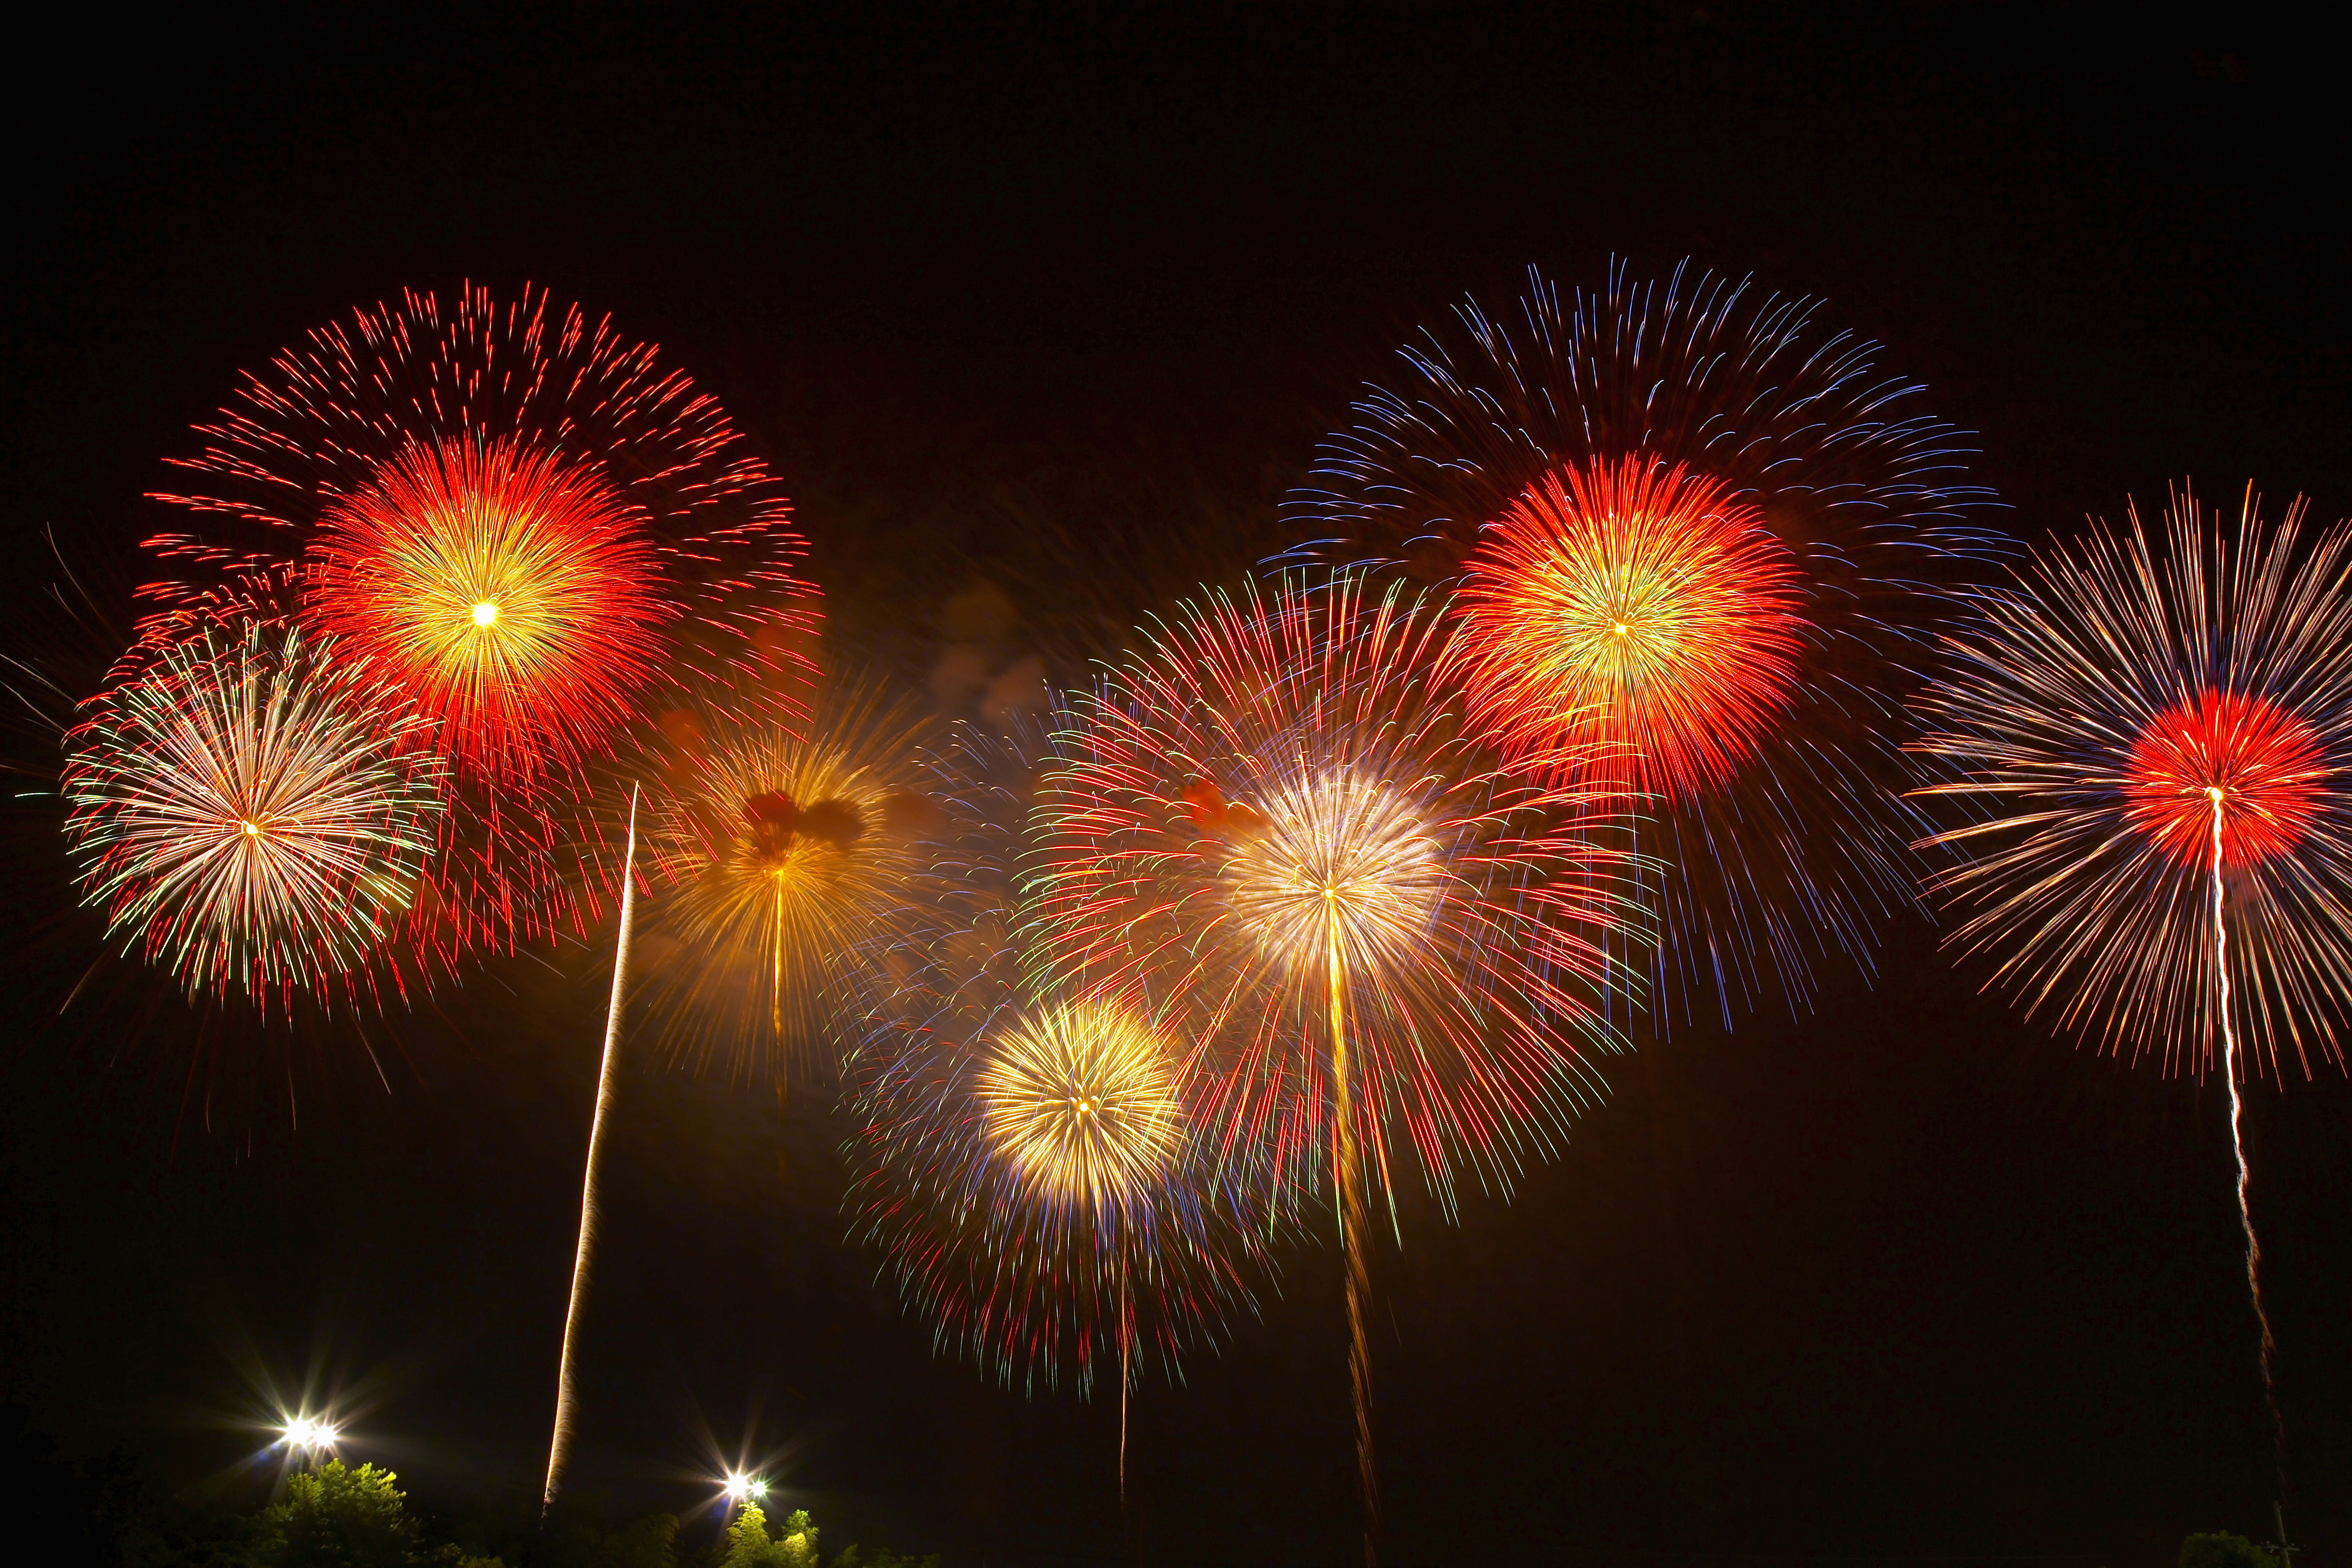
1450;457;1808;801
1212;769;1449;979
2123;687;2324;869
976;1001;1187;1221
304;437;668;779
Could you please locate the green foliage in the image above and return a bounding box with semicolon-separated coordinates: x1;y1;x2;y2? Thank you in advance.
247;1460;423;1568
537;1494;680;1568
830;1547;942;1568
2180;1533;2284;1568
717;1504;819;1568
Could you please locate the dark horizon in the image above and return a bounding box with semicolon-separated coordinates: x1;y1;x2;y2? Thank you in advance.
5;8;2347;1565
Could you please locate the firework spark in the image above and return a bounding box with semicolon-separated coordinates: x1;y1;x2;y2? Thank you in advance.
1295;261;1997;1023
1033;572;1632;1555
1912;485;2352;1481
635;675;939;1085
136;283;818;962
60;622;444;1007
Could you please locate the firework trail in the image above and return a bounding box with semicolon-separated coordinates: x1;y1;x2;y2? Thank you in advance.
1912;485;2352;1484
60;622;444;1009
632;671;942;1088
848;717;1278;1500
545;784;637;1510
1033;573;1633;1560
134;284;818;969
1292;261;1998;1026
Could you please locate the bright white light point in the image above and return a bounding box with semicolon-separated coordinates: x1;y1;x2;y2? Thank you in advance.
1611;621;1631;636
240;819;262;836
723;1472;766;1503
471;601;500;628
282;1417;336;1448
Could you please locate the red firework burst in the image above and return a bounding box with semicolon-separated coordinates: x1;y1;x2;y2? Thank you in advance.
1447;457;1806;801
132;284;820;964
2123;687;2324;869
305;438;668;780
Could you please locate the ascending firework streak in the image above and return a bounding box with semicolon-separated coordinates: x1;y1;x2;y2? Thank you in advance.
1912;486;2352;1485
1292;262;1997;1025
1035;574;1632;1563
545;783;639;1510
60;622;444;1009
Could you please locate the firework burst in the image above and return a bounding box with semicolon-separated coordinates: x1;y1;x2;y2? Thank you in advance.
1446;456;1808;801
1912;483;2352;1480
305;437;669;779
1295;261;1998;1023
1032;572;1631;1545
60;622;444;1008
977;999;1187;1219
848;717;1275;1450
1913;488;2352;1073
635;674;939;1085
136;283;819;962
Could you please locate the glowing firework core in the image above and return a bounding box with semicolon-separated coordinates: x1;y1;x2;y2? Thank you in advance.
1216;769;1445;979
1452;457;1806;799
2124;687;2323;868
978;1002;1185;1217
305;438;666;775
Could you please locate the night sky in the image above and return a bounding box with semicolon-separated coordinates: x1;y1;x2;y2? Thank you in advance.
4;7;2347;1566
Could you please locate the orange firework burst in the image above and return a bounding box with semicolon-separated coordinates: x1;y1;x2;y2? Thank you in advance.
633;674;940;1084
2123;688;2324;870
1448;457;1807;799
305;438;668;780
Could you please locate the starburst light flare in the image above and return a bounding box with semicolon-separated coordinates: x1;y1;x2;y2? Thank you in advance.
1912;483;2352;1484
60;622;444;1008
1034;571;1633;1555
1294;261;1998;1024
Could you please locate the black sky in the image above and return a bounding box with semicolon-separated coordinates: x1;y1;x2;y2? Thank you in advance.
4;6;2347;1566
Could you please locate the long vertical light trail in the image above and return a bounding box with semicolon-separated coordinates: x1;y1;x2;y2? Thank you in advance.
2208;787;2283;1479
545;784;639;1510
1326;895;1378;1568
